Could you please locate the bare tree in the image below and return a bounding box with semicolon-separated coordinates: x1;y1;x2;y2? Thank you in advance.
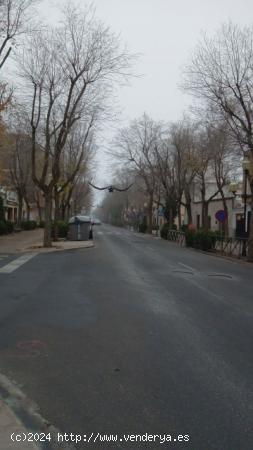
208;123;239;237
113;114;162;233
0;0;36;68
0;0;37;110
8;132;32;224
152;138;177;228
183;22;253;259
70;176;92;217
97;168;138;227
17;4;134;246
55;124;95;227
169;118;199;226
193;126;222;230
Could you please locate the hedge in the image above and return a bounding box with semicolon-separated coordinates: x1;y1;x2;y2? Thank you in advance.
185;229;217;251
138;217;147;233
51;220;68;239
160;222;170;240
0;220;14;235
21;220;37;230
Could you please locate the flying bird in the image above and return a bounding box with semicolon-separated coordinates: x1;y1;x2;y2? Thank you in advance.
89;182;133;193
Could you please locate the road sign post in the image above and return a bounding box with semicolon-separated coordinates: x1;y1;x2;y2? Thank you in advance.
215;210;227;253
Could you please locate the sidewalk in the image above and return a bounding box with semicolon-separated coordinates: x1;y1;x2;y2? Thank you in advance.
0;399;40;450
0;229;44;254
0;373;75;450
0;229;94;254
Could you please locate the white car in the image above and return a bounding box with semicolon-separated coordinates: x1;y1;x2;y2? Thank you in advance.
92;218;102;225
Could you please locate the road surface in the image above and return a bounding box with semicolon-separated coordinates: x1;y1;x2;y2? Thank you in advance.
0;224;252;450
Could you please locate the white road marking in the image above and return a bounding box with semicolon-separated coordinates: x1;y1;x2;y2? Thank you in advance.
178;262;196;272
0;255;9;260
96;231;103;235
0;254;37;274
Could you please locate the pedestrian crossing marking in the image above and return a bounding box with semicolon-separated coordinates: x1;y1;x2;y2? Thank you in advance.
95;230;122;236
0;253;37;274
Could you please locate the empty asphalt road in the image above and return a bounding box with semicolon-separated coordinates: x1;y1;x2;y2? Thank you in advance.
0;224;252;450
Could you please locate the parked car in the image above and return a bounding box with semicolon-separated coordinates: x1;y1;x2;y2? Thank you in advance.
92;218;102;225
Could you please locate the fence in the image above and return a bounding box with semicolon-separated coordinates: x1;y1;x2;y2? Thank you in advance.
214;237;249;258
167;230;186;246
166;229;249;258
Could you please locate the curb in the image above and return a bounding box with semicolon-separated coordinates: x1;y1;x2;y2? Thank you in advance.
0;373;75;450
17;241;95;254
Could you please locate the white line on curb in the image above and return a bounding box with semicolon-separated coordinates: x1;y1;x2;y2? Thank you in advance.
0;253;37;274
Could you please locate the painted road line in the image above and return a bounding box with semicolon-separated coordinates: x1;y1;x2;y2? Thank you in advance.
178;262;196;272
0;254;37;274
0;255;10;260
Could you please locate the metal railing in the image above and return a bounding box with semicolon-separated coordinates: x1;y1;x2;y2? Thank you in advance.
166;229;249;258
214;237;249;258
167;230;186;246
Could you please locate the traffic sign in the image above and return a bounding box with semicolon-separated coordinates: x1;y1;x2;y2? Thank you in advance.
215;210;227;223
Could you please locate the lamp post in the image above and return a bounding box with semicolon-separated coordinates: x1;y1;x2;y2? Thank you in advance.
241;155;252;256
229;154;253;257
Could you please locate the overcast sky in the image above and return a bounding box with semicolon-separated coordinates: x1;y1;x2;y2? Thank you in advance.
37;0;253;204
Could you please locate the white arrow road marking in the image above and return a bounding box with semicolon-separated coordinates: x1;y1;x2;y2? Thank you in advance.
0;254;37;274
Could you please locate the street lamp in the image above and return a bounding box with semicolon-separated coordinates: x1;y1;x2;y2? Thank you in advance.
229;154;253;256
241;154;253;256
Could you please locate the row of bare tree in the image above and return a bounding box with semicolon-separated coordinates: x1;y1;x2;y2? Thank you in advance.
99;113;238;238
100;22;253;261
0;0;134;245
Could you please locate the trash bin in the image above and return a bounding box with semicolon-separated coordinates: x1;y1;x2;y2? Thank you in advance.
68;215;92;241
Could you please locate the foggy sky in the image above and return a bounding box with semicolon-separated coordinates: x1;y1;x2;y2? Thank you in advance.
35;0;253;201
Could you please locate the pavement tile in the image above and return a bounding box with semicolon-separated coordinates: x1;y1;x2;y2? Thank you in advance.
0;229;94;254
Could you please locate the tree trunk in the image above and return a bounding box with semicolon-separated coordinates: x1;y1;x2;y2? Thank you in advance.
53;188;60;241
185;189;192;225
221;197;229;239
177;204;182;229
43;192;52;247
67;203;71;221
147;193;153;234
36;199;42;222
168;208;173;229
25;198;30;221
202;201;209;230
247;184;253;262
200;178;208;229
186;202;192;225
17;192;23;227
61;203;66;221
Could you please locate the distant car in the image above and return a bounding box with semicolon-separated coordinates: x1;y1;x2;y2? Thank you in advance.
92;218;102;225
